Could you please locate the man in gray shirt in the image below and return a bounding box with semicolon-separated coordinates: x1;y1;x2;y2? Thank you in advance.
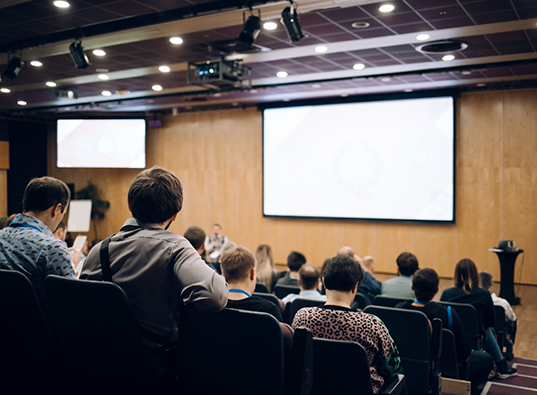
81;166;228;347
381;252;419;299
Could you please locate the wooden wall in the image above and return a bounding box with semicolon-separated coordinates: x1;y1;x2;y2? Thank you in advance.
0;141;9;216
48;89;537;284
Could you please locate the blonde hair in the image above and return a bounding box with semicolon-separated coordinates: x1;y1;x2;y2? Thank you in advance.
255;244;277;292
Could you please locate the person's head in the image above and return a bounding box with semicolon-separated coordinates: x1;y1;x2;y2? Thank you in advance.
212;224;222;236
454;258;479;294
323;254;363;293
337;246;354;257
479;271;493;290
184;226;206;254
22;176;71;231
298;264;321;291
396;252;419;276
219;241;237;262
412;268;439;303
255;244;274;266
128;166;183;225
220;246;257;292
53;221;67;241
363;255;375;273
287;251;306;271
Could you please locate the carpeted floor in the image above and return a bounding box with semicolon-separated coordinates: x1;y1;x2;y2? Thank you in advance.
481;357;537;394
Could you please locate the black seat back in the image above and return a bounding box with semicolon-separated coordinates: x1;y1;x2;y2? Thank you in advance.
254;291;281;309
493;305;506;351
372;295;413;307
255;282;269;293
352;292;368;310
274;284;300;299
287;327;314;395
441;328;461;379
438;301;480;349
177;306;285;395
289;298;325;324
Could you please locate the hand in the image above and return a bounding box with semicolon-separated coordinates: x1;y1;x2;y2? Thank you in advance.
69;247;83;266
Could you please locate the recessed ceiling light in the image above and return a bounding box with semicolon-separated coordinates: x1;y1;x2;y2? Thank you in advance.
461;71;472;75
169;37;183;45
17;100;27;106
98;74;109;80
213;93;221;97
263;22;278;30
442;54;455;61
353;63;365;70
379;4;395;13
381;77;392;82
30;60;42;67
116;89;131;96
46;81;57;87
93;49;106;56
312;84;322;88
351;21;370;29
53;1;70;8
276;71;288;78
1;88;10;93
315;45;328;53
250;89;258;93
283;99;290;102
101;91;112;96
416;34;430;41
341;94;348;97
404;89;413;92
159;65;171;73
152;84;163;91
477;83;486;87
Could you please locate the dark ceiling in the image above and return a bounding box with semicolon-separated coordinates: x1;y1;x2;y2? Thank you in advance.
0;0;536;117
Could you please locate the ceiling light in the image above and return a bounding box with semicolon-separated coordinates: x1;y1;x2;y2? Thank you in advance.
276;71;288;78
93;49;106;56
30;60;42;67
152;84;163;91
461;71;472;75
416;34;430;41
263;21;278;30
281;4;305;42
353;63;365;70
46;81;57;87
159;65;171;73
170;37;183;45
477;83;486;87
312;84;322;88
17;100;27;106
1;88;10;93
239;14;262;47
351;21;370;29
416;40;468;54
250;89;258;93
341;94;348;97
2;56;23;81
69;41;91;69
315;45;328;53
381;77;392;82
98;74;109;80
101;90;112;96
404;89;413;92
442;54;455;61
53;1;69;8
379;4;395;12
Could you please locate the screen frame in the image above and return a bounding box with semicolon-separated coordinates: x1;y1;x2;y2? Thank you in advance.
56;117;147;169
261;89;458;225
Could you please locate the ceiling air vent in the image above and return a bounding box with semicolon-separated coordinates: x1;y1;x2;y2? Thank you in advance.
415;40;469;54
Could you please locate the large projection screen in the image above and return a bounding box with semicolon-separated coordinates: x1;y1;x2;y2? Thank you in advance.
263;96;455;223
57;119;146;168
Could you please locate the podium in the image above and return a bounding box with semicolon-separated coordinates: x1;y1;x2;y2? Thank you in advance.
491;250;523;306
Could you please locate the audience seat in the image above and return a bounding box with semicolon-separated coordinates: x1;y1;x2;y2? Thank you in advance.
493;305;507;355
287;327;314;395
274;284;301;299
176;306;286;395
288;298;325;325
254;291;282;310
311;337;405;395
372;295;412;308
441;328;462;379
364;305;442;395
352;292;368;310
437;301;481;349
44;275;162;391
255;283;269;293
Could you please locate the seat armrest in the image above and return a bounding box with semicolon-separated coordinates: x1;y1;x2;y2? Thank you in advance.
380;374;405;395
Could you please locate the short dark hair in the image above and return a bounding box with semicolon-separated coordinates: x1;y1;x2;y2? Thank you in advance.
287;251;306;271
184;226;206;251
54;220;66;233
22;176;70;213
128;166;183;224
323;255;363;292
220;246;256;283
412;268;439;303
299;264;321;290
479;271;493;290
396;252;419;276
454;258;479;294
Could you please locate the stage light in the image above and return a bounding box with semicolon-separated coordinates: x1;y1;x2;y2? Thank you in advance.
69;41;91;69
281;3;305;42
239;14;262;47
2;56;23;81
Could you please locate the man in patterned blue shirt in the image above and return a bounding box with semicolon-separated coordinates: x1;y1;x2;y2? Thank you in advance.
0;176;75;314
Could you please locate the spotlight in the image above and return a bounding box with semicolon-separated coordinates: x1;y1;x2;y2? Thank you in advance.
2;56;23;81
238;12;262;47
69;40;91;69
281;3;305;42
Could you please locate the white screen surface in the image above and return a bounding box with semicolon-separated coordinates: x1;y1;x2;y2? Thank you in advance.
263;96;454;222
57;119;146;168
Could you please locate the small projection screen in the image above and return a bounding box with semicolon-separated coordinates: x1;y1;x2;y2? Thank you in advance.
263;95;455;223
57;119;146;168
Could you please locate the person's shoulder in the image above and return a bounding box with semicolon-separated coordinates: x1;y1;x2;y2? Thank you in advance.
394;300;413;309
440;287;459;299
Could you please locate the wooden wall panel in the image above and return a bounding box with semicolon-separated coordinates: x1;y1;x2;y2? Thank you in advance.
47;89;536;284
0;170;7;216
0;142;9;169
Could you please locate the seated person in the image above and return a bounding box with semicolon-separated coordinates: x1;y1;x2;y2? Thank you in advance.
184;225;217;272
381;252;418;299
362;255;382;296
292;254;401;394
221;245;283;322
396;268;493;392
275;251;306;287
282;264;327;304
337;247;380;305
